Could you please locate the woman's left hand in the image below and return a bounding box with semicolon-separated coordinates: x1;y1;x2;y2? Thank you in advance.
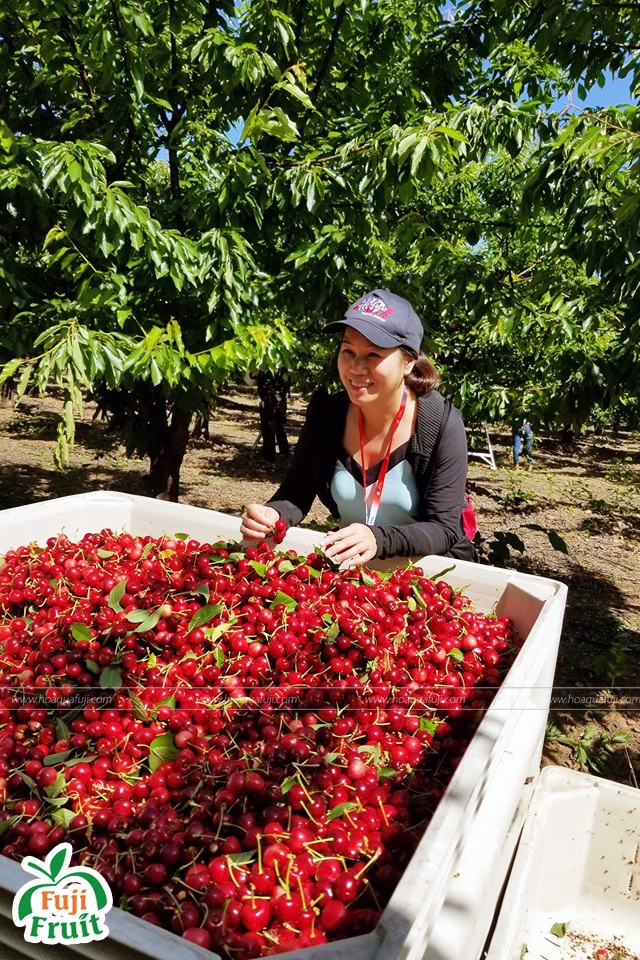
320;524;377;567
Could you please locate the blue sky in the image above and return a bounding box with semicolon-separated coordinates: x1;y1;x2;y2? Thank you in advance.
552;71;636;111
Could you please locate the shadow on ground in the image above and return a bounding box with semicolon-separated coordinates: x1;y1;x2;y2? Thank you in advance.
512;554;640;688
0;463;150;513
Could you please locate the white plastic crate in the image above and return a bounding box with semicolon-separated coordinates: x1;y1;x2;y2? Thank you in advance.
0;491;568;960
486;765;640;960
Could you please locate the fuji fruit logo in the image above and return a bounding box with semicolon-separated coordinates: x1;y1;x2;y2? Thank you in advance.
12;842;113;944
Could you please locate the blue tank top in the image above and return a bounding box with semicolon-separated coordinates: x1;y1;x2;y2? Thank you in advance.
330;440;420;526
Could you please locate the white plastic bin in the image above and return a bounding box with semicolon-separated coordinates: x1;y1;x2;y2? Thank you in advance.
486;765;640;960
0;492;568;960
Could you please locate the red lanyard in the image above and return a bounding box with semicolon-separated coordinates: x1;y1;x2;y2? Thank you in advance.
357;388;408;526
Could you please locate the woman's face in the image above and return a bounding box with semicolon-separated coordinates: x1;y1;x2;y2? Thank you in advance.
337;328;414;407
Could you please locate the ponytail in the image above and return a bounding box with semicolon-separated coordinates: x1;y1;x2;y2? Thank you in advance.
402;349;440;395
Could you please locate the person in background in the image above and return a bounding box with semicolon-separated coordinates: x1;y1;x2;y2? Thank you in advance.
512;412;534;470
240;289;475;566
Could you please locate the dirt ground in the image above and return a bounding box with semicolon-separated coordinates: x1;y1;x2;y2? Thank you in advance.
1;388;639;787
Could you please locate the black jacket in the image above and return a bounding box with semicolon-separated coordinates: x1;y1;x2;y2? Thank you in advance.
267;389;474;561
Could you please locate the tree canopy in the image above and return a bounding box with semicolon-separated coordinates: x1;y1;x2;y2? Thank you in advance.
1;0;638;496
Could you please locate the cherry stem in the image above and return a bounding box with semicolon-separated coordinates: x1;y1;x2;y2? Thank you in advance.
355;846;381;880
297;874;307;910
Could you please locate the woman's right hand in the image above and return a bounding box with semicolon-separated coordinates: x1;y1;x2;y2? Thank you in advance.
240;504;281;541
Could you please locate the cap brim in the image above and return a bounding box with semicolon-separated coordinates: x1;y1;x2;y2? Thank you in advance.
323;317;402;349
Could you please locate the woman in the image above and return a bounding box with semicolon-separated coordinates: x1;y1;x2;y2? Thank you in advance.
240;289;474;566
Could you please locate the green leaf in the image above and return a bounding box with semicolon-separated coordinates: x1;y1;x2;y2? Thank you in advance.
46;753;95;768
327;801;360;821
447;648;464;662
226;850;256;864
51;808;76;829
428;565;456;581
44;771;66;798
187;603;223;632
125;608;153;623
550;922;567;938
108;581;126;612
99;666;122;689
378;765;397;779
129;691;149;721
0;816;20;837
280;775;299;796
134;609;162;633
85;660;99;674
249;561;267;577
190;584;211;600
410;584;428;610
149;732;178;771
15;364;33;403
609;732;630;744
419;716;438;734
270;591;297;611
54;718;71;741
17;771;38;792
153;695;176;713
325;621;339;642
70;623;92;643
259;106;299;142
0;357;23;386
48;845;68;882
42;750;72;766
205;618;237;645
432;125;468;143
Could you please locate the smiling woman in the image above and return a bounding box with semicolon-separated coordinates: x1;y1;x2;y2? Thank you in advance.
240;290;474;565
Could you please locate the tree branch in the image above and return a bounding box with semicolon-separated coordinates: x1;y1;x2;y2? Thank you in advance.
294;0;307;50
60;16;101;129
3;6;63;127
309;1;348;104
108;0;139;173
165;0;185;232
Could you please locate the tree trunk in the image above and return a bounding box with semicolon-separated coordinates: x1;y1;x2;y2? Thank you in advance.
149;403;192;501
560;423;575;447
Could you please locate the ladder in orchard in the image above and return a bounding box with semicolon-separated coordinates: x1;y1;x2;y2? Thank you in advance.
468;422;497;470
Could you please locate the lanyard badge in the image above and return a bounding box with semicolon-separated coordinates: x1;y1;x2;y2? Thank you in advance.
357;388;408;526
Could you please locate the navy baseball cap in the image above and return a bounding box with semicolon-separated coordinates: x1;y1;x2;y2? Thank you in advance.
324;289;423;354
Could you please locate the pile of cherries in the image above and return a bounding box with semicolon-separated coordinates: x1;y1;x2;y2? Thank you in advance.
0;529;520;958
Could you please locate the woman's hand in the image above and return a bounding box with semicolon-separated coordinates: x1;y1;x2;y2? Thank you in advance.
321;524;377;567
240;504;281;541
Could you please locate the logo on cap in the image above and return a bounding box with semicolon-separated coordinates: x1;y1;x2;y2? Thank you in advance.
350;294;395;321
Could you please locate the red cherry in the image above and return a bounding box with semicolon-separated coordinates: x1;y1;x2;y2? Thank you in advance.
241;900;271;932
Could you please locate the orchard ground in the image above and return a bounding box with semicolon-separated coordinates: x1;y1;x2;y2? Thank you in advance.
1;388;639;787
